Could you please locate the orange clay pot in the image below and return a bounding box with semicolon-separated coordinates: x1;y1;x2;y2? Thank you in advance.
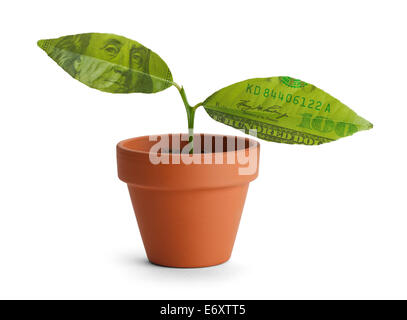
117;133;260;268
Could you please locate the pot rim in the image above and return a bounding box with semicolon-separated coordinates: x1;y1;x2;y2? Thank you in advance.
117;133;260;189
117;133;260;157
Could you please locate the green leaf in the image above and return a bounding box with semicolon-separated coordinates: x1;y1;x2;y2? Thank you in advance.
38;33;173;94
203;77;373;145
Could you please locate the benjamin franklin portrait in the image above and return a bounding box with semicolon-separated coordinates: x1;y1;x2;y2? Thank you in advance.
46;33;154;93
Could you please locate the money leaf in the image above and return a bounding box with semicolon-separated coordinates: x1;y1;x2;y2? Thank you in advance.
37;33;173;94
203;77;373;145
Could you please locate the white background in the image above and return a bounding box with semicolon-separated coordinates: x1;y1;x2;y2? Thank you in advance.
1;0;406;299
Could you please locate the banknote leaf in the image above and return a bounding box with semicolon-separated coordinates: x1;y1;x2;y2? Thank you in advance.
203;77;373;145
38;33;173;94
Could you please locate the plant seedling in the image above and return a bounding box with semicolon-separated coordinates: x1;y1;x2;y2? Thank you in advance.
38;33;373;150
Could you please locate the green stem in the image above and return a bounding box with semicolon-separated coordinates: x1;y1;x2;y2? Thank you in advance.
175;84;202;154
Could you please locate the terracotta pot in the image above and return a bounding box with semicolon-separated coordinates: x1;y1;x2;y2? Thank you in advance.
117;133;260;268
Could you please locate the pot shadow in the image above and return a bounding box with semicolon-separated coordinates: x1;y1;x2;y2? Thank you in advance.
119;253;243;282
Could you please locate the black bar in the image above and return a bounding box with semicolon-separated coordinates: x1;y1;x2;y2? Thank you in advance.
0;300;405;318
